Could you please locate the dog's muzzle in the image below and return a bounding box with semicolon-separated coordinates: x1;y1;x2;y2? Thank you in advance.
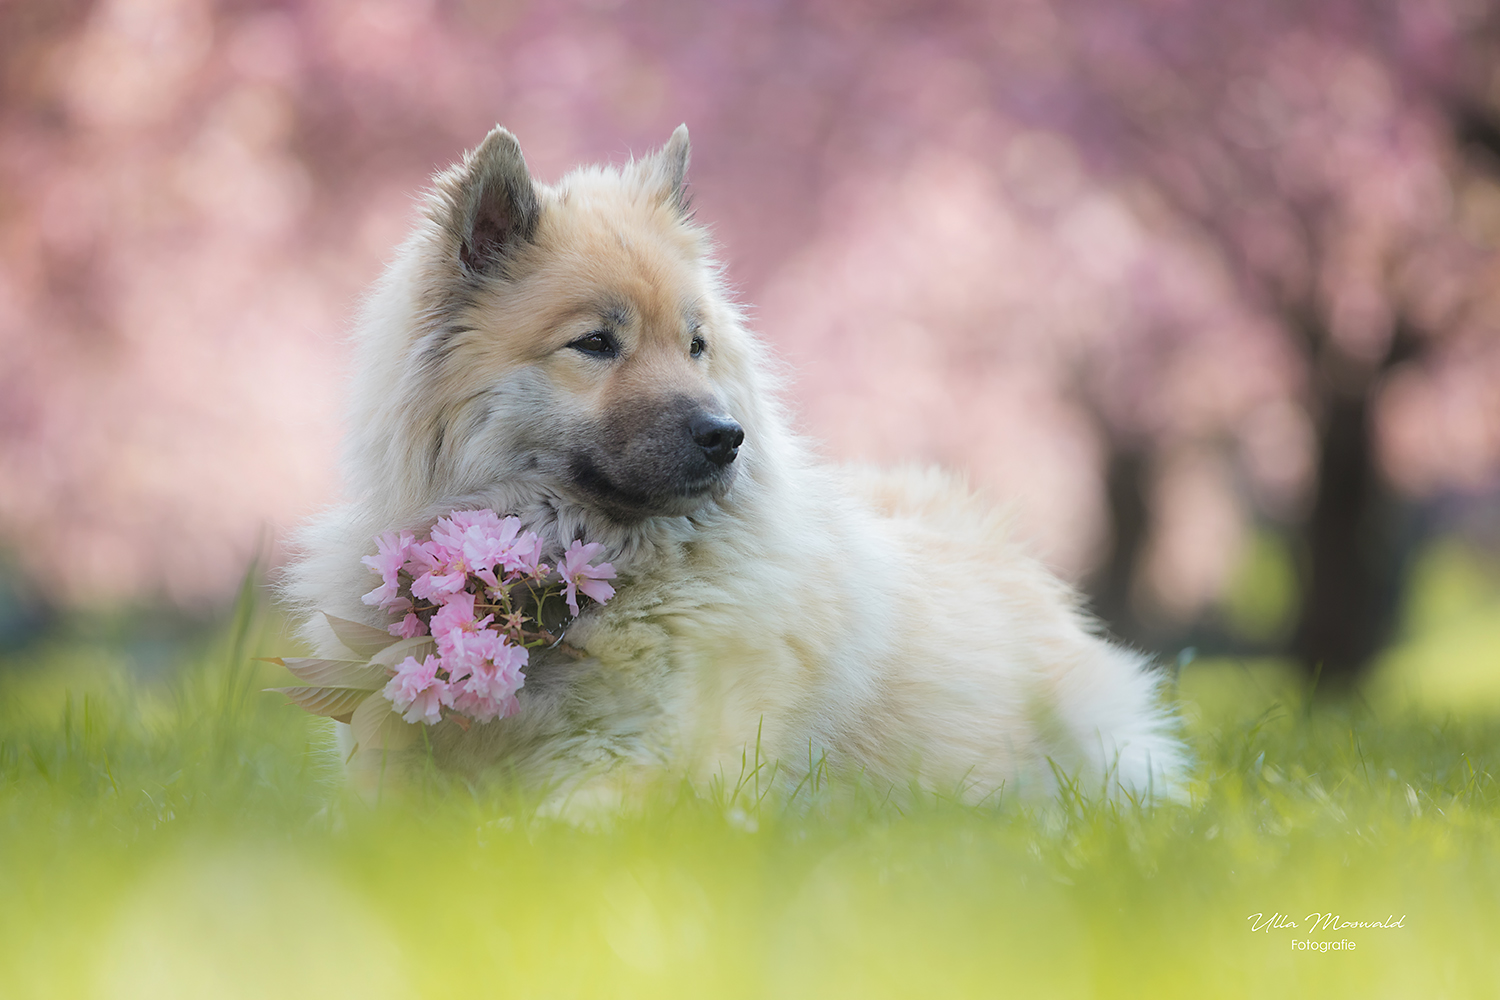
565;397;745;522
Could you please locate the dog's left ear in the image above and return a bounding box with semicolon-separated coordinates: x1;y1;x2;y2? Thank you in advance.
638;124;691;214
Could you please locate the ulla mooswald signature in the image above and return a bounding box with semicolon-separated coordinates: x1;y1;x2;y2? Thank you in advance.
1248;912;1406;934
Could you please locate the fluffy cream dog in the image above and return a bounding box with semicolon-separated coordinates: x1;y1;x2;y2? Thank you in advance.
287;125;1185;805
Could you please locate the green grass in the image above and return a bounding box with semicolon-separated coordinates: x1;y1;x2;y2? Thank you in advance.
4;582;1500;999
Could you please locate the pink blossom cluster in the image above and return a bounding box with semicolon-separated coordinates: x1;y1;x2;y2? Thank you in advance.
358;509;616;726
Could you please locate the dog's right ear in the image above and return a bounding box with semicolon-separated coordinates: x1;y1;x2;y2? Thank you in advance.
442;126;540;277
637;124;691;215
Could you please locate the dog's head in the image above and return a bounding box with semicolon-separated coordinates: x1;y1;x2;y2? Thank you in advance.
356;126;769;533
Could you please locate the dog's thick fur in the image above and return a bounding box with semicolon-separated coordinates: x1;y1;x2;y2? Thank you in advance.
287;125;1186;806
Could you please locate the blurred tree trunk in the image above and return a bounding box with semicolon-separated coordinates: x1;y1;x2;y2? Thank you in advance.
1088;443;1151;648
1292;382;1397;684
1290;320;1421;687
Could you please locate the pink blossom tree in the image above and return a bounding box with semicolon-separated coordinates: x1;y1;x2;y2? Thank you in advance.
1;0;1496;687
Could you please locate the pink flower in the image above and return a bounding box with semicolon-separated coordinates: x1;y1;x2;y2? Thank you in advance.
408;537;468;601
360;530;416;611
383;654;448;726
403;537;441;576
363;530;414;584
430;510;513;565
426;513;469;562
429;590;493;661
442;626;495;685
558;540;617;616
468;520;523;585
446;508;506;534
405;510;546;594
411;511;520;596
504;530;548;579
388;612;428;638
360;583;399;609
450;636;528;723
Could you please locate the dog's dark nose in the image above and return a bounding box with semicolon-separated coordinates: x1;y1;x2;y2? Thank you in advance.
689;413;744;467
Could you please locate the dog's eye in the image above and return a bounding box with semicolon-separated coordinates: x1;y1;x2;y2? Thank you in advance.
689;335;706;358
569;331;618;358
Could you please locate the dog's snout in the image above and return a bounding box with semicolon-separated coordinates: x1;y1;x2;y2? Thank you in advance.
689;413;744;466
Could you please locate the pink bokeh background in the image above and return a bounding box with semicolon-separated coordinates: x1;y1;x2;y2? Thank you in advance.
3;0;1498;624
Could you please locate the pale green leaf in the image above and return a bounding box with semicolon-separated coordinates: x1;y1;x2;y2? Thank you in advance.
370;635;437;669
267;686;374;722
279;657;388;690
323;613;401;658
350;689;418;758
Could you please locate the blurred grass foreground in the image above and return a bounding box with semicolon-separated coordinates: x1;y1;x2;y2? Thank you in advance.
4;568;1500;1000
